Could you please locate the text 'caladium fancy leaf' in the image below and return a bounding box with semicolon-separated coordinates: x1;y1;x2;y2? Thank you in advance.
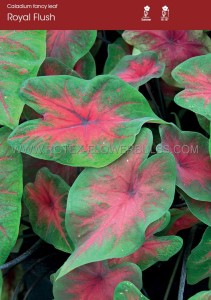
109;212;183;270
104;37;132;74
24;168;72;253
56;128;176;279
181;191;211;227
158;124;211;201
47;30;97;69
114;281;149;300
0;127;23;265
187;227;211;284
110;52;165;88
188;291;211;300
122;30;210;86
53;261;142;300
8;75;162;168
0;30;46;129
172;54;211;120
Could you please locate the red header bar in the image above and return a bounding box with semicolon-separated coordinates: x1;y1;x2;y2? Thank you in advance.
0;0;210;29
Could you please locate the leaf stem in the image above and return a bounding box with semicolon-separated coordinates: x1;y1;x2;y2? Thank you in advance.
0;239;42;271
155;78;168;120
145;83;163;119
163;249;183;300
12;253;56;300
178;225;197;300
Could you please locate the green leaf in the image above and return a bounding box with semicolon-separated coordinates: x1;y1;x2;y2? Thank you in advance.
0;30;46;129
110;52;165;88
74;52;96;79
182;192;211;226
53;261;142;300
0;127;23;265
158;124;211;201
172;54;211;120
56;128;176;279
8;75;163;168
188;291;211;300
104;37;131;74
47;30;97;69
24;168;73;253
114;281;149;300
109;212;183;270
122;30;210;86
187;227;211;284
196;114;210;134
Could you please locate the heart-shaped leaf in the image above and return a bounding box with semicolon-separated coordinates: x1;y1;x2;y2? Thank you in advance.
24;168;72;252
56;128;176;279
8;75;162;168
172;54;211;120
114;281;149;300
0;30;46;128
188;291;211;300
181;192;211;226
187;227;211;284
122;30;210;86
47;30;97;69
158;124;211;201
104;37;132;74
0;127;23;264
110;52;165;88
109;212;183;270
53;261;142;300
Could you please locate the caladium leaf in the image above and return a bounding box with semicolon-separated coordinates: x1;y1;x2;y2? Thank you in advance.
188;291;211;300
172;54;211;120
39;57;79;77
114;281;149;300
104;37;132;74
0;30;46;129
56;128;176;279
182;192;211;227
0;127;23;264
24;167;72;253
196;114;210;135
53;261;142;300
8;75;162;168
110;52;165;88
161;208;199;236
187;227;211;284
47;30;97;69
109;212;183;270
74;52;96;79
158;124;211;201
122;30;210;86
